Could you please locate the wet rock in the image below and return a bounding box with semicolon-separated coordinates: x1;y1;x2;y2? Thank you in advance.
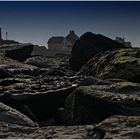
90;115;140;139
0;102;36;127
70;32;126;71
62;82;140;125
79;48;140;83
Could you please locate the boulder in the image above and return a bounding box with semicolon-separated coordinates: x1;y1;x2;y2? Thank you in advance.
69;32;126;71
0;102;36;126
0;86;77;123
5;43;34;61
89;115;140;139
31;45;48;56
61;80;140;125
79;48;140;83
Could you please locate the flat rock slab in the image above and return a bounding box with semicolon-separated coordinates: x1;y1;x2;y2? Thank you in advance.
0;121;95;139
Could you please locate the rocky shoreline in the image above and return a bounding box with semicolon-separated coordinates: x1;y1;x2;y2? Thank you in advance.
0;32;140;138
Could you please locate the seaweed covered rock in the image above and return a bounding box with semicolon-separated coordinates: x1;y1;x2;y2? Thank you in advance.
79;48;140;83
69;32;126;71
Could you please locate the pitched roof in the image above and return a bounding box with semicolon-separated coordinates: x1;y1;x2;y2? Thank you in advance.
48;37;65;44
65;31;79;43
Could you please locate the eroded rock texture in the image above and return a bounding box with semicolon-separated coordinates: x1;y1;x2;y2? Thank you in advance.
79;48;140;83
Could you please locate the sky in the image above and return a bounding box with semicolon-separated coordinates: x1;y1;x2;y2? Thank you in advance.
0;1;140;47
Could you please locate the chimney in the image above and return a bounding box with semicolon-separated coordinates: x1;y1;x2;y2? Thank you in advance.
70;30;75;34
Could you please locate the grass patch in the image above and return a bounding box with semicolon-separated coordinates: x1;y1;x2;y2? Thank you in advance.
112;48;140;63
118;48;140;57
112;56;136;63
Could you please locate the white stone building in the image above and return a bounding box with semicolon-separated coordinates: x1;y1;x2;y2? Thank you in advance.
47;30;79;52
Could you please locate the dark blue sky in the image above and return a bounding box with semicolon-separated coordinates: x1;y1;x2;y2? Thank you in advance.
0;1;140;47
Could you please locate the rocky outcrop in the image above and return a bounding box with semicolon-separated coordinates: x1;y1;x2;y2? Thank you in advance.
1;115;140;139
60;79;140;125
0;102;36;126
25;54;70;69
79;48;140;83
0;55;38;79
0;36;140;138
4;43;34;61
25;56;50;68
69;32;126;71
0;121;94;139
31;45;48;56
90;115;140;139
0;86;77;124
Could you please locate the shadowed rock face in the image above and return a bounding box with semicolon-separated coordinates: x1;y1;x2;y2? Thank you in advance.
5;44;34;62
79;48;140;83
59;80;140;125
69;32;126;71
0;86;77;123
